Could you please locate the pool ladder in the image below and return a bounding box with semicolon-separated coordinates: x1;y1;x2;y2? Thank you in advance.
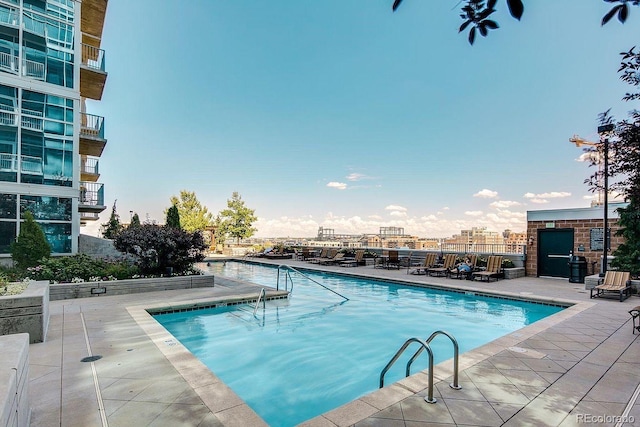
379;330;461;404
276;265;349;301
253;288;266;316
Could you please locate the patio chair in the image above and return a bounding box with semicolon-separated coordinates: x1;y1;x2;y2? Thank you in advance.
590;271;632;302
427;254;457;277
407;253;437;275
385;250;401;269
341;250;364;267
449;254;478;280
472;255;503;282
320;252;346;265
307;248;329;264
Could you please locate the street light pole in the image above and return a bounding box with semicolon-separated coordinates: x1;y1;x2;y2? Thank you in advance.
597;123;614;277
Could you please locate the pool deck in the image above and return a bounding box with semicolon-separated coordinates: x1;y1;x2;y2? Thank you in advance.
28;258;640;427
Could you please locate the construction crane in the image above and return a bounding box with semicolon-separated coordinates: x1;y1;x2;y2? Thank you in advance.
569;134;604;206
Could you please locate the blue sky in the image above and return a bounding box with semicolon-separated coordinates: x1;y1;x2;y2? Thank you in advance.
84;1;637;238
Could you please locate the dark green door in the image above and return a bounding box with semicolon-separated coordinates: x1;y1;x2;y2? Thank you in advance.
538;229;574;278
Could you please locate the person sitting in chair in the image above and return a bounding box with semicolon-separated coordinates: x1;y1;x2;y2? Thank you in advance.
450;257;472;275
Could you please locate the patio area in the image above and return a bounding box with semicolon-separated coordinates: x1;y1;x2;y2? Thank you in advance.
27;258;640;426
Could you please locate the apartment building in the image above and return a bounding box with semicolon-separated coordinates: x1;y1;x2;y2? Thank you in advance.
0;0;108;256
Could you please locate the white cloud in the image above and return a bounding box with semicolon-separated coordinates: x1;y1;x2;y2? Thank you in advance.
474;189;498;198
530;198;549;204
524;192;571;199
464;210;484;217
390;210;407;218
442;207;450;210
346;173;372;181
327;181;347;190
385;205;407;212
490;200;522;209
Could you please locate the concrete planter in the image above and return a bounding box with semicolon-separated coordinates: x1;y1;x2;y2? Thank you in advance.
503;267;526;280
49;274;215;301
0;281;49;344
0;333;30;427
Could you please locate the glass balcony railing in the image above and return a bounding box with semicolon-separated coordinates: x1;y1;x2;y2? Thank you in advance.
80;113;105;140
81;44;105;72
79;181;104;207
80;156;99;175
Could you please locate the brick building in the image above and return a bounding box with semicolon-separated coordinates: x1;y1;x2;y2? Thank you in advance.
526;203;626;277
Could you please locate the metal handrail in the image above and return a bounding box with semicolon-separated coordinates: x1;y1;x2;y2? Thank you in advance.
253;288;266;316
379;337;436;403
380;331;462;404
406;330;461;391
276;264;348;301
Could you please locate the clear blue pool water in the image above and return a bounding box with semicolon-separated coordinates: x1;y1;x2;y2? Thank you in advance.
154;261;564;427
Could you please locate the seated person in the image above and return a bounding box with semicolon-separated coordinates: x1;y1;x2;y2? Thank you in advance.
450;258;472;274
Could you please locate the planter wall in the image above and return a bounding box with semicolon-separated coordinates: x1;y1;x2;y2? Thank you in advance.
0;281;49;344
0;333;30;427
49;275;214;301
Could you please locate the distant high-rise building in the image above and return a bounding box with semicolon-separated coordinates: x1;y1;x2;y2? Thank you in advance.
0;0;108;255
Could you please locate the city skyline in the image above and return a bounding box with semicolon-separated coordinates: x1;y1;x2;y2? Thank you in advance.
83;1;635;239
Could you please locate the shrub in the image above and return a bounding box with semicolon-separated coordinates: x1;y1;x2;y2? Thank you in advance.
11;211;51;270
114;224;206;276
26;254;138;283
502;258;515;268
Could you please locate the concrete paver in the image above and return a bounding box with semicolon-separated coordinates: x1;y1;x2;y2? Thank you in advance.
26;258;640;426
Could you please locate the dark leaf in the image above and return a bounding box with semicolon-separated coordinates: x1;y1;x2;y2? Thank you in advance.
487;0;497;9
618;4;628;23
468;26;476;45
506;0;524;20
484;19;499;29
479;23;487;36
601;5;621;25
392;0;403;12
459;19;472;33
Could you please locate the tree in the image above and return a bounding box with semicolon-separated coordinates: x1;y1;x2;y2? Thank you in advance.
130;213;141;228
168;190;212;232
11;211;50;269
102;200;123;239
583;48;640;276
165;205;181;229
392;0;638;44
113;224;206;276
216;192;258;245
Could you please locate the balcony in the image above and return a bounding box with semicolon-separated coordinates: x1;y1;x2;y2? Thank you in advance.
80;156;99;182
80;0;108;42
0;154;43;175
79;181;105;213
80;44;107;100
79;112;106;157
0;52;45;81
80;212;100;223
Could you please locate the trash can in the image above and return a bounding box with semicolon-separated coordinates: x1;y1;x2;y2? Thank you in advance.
568;255;587;283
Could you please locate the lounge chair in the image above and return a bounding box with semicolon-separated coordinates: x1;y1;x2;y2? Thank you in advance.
407;253;437;275
427;254;457;277
449;254;478;280
311;248;338;264
384;250;401;269
319;252;346;265
307;248;329;264
472;255;503;282
341;250;364;267
590;271;632;302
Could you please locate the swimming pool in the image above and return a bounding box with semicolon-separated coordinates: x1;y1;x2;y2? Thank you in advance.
153;261;565;426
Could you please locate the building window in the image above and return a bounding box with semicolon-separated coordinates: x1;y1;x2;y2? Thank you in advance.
0;221;15;253
20;195;71;221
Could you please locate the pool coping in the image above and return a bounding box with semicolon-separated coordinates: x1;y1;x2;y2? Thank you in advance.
127;263;594;427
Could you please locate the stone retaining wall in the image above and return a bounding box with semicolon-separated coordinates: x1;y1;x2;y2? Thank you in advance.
0;281;49;344
49;275;214;301
0;333;30;427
